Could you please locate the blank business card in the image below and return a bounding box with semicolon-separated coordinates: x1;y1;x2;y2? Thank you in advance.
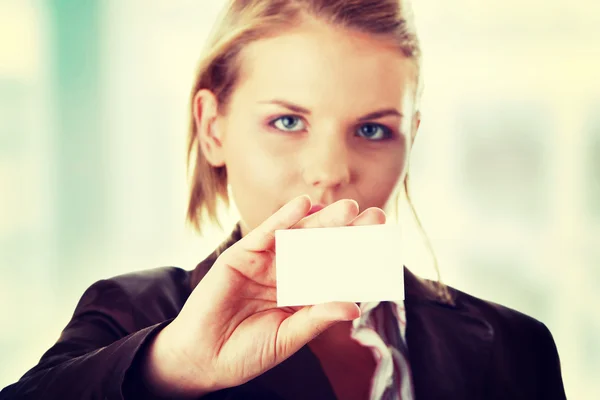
275;224;405;307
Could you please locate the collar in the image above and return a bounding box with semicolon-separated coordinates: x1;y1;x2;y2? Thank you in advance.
190;222;243;291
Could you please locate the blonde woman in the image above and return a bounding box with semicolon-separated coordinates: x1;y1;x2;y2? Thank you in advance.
1;1;566;399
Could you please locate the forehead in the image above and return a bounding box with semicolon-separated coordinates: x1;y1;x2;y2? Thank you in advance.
232;20;417;114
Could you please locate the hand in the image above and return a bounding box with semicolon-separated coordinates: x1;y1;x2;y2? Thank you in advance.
143;195;386;397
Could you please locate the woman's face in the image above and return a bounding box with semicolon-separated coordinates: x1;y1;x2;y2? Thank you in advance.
199;20;420;235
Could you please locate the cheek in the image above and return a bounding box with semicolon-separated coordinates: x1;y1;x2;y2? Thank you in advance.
364;158;405;189
226;135;294;189
355;142;409;202
223;131;298;229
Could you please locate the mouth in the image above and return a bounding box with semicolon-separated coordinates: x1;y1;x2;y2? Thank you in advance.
307;204;325;216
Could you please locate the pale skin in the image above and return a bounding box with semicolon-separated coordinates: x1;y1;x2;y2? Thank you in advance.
141;18;420;399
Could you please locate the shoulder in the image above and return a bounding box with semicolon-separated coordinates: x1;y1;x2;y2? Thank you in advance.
406;269;548;336
445;286;565;397
450;285;549;337
75;266;191;330
447;284;561;367
104;266;191;299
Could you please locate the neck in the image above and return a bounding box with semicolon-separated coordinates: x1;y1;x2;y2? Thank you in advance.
311;321;353;347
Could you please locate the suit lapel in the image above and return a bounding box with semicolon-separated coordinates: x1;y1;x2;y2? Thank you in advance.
404;268;494;399
190;224;242;290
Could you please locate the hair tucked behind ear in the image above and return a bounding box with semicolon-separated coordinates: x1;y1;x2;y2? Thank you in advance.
186;0;453;304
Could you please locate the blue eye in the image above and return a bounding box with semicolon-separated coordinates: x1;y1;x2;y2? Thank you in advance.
272;116;306;132
356;123;391;141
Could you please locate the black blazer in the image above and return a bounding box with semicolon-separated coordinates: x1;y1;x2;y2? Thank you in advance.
1;226;566;399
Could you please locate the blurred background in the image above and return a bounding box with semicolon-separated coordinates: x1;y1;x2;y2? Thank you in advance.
0;0;598;398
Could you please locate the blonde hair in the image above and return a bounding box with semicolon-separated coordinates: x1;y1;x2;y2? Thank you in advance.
186;0;453;304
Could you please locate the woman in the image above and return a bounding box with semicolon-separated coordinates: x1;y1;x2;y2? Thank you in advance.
0;0;566;399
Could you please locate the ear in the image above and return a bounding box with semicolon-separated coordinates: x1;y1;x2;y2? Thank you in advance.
411;110;421;144
194;89;226;167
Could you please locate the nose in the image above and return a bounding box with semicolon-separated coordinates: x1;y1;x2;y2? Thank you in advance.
301;137;351;190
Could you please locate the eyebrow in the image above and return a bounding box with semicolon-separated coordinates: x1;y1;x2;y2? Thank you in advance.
258;99;403;120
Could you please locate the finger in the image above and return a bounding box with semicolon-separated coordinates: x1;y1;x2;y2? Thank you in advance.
242;195;311;252
275;302;361;361
348;207;386;226
293;199;359;230
229;203;374;287
218;248;278;289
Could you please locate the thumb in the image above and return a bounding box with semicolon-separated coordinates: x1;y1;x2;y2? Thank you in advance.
275;302;361;361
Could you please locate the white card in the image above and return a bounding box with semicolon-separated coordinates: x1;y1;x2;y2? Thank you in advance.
275;224;405;307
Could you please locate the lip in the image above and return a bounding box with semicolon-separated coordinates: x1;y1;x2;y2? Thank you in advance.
308;204;325;216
